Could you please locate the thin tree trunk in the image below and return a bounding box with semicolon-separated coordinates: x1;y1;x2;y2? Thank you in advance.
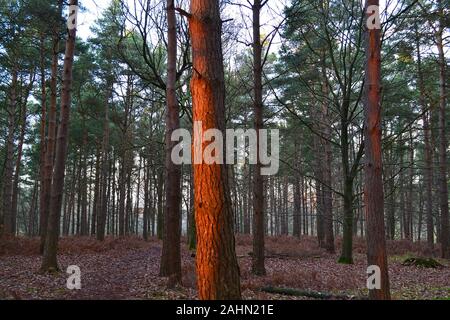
436;0;449;259
41;1;78;272
320;56;334;252
363;0;390;299
80;129;88;236
2;66;18;236
143;158;150;241
251;0;266;276
40;3;62;251
405;130;414;240
160;0;182;283
38;33;47;238
11;75;33;235
415;26;434;248
96;81;112;240
28;181;39;237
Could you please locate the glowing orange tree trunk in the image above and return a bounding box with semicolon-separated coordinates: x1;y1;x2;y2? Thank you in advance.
189;0;241;299
363;0;390;300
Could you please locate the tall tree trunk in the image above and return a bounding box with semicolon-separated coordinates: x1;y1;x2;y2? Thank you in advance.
80;129;88;236
313;132;325;246
405;130;414;240
143;158;150;241
118;154;126;236
38;33;47;238
40;3;62;251
96;81;112;241
251;0;266;276
363;0;390;299
293;150;301;238
436;0;449;259
386;148;396;240
41;1;78;272
28;181;39;237
159;0;182;283
320;57;334;252
156;171;164;239
11;76;33;235
91;148;100;235
189;0;241;299
339;178;354;263
415;26;434;247
1;66;18;236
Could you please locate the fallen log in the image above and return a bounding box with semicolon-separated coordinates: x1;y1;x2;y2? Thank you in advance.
260;286;365;300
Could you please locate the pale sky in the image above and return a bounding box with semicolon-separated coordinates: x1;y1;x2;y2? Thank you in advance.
77;0;110;40
76;0;287;41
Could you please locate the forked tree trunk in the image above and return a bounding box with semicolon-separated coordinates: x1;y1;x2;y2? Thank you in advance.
41;0;78;272
188;0;241;299
159;0;182;283
362;0;390;299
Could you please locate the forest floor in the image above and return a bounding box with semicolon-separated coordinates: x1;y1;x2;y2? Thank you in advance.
0;235;449;300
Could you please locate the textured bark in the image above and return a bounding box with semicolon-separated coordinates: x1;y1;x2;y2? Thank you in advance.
339;179;354;264
118;155;126;236
11;76;33;235
189;0;241;299
293;157;301;238
363;0;390;299
41;0;78;272
188;169;196;250
415;27;434;247
28;182;39;237
80;129;88;236
436;0;449;259
125;162;133;235
96;82;112;241
40;5;62;252
320;59;334;253
91;148;100;235
160;0;182;282
251;0;266;276
38;34;47;238
386;148;396;240
405;130;414;240
156;171;164;239
313;132;325;246
143;158;150;241
1;66;18;236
